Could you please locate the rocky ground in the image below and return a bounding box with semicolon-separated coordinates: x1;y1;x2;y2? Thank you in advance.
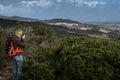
0;63;12;80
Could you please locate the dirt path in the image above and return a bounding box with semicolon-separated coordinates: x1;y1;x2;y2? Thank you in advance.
0;63;12;80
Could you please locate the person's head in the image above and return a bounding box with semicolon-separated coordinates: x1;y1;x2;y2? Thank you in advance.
15;29;23;38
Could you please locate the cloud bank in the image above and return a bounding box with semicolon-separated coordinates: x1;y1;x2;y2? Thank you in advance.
82;1;107;7
21;0;107;8
21;0;52;8
69;0;107;7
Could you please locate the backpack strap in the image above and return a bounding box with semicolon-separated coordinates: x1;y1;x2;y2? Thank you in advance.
7;41;16;57
7;41;23;57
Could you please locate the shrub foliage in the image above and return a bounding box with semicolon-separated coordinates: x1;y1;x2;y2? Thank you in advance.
19;36;120;80
0;24;120;80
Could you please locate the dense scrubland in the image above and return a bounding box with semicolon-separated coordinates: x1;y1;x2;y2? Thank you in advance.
0;21;120;80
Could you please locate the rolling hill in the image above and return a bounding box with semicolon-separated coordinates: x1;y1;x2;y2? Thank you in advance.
0;15;41;22
0;16;119;39
43;19;115;39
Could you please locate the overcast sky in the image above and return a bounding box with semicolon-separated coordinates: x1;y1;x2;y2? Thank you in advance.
0;0;120;22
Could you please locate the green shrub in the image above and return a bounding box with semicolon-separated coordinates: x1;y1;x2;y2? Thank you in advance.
19;36;120;80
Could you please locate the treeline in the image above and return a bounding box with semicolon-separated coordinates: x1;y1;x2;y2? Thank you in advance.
0;23;120;80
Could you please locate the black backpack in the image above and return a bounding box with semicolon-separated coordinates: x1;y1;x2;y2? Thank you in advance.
5;35;15;56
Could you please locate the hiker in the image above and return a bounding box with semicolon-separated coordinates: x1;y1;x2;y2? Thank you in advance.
6;29;25;80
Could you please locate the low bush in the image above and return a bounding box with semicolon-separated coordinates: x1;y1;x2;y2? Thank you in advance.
19;37;120;80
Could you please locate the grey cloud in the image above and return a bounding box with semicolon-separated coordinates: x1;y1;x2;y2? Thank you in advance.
21;0;52;8
20;0;108;8
0;4;12;11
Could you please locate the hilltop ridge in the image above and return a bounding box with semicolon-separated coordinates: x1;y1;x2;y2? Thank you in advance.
0;15;119;39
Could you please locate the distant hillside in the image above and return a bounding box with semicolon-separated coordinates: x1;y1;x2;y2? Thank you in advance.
43;18;80;24
44;19;116;39
0;16;120;39
90;22;120;32
0;18;45;27
91;22;120;25
0;15;41;22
